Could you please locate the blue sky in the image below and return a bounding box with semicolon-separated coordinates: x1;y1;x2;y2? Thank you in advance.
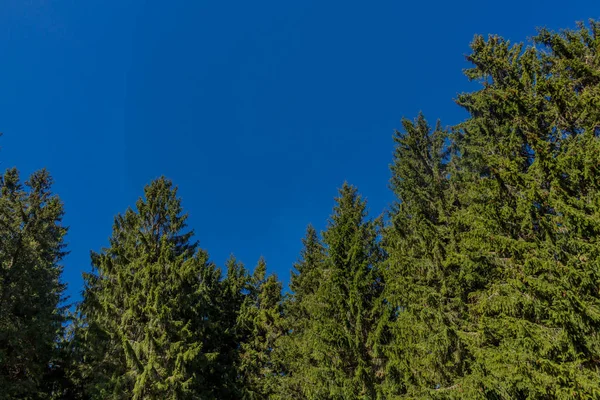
1;0;597;303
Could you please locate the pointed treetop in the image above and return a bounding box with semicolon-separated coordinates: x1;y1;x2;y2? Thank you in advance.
290;224;325;296
253;256;267;286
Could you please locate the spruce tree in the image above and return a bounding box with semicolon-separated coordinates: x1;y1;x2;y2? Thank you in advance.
282;184;384;399
0;168;68;399
238;257;285;399
78;177;226;399
211;255;251;398
451;20;600;398
378;115;468;397
289;225;326;306
274;225;326;399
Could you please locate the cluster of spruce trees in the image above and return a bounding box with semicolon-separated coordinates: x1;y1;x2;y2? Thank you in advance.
3;20;600;399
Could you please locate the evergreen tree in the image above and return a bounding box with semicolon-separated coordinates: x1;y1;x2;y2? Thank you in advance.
210;255;251;399
289;225;326;306
451;20;600;398
78;177;226;399
282;184;384;399
238;257;285;399
274;225;326;399
4;17;600;400
378;115;468;397
0;168;68;399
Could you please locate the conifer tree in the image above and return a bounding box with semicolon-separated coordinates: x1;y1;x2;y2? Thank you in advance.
78;177;226;399
4;17;600;400
0;168;68;399
451;20;600;397
238;257;285;399
378;115;468;397
209;255;251;398
282;184;384;399
274;225;326;399
289;225;326;306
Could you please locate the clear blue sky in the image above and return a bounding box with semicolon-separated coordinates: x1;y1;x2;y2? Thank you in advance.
1;0;597;303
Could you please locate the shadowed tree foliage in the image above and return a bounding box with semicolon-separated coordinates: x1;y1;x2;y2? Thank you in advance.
377;114;468;398
278;184;384;399
273;224;326;399
237;257;285;399
290;225;326;312
0;168;68;399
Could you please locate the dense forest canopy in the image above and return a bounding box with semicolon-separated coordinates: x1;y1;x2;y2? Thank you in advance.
2;19;600;399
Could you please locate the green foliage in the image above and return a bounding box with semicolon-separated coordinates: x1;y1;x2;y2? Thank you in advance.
0;168;67;399
279;184;384;399
274;225;326;399
77;177;233;399
450;20;600;398
290;224;326;310
6;18;600;400
378;114;468;398
378;20;600;399
237;257;285;399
